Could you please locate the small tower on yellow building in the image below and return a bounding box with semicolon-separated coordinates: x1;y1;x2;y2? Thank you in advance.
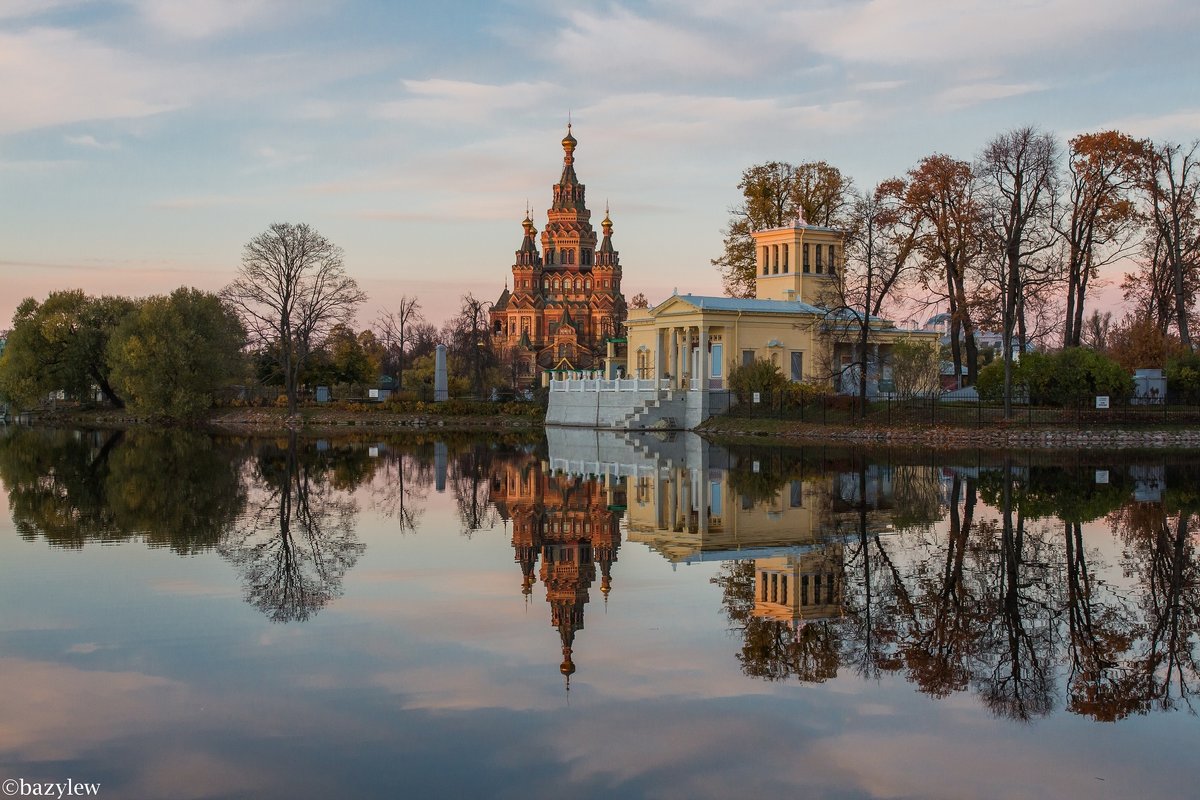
751;209;843;304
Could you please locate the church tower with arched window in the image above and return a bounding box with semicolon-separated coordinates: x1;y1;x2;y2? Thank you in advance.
490;126;627;387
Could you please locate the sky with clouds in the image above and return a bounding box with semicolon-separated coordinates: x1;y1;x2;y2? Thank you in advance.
2;0;1199;328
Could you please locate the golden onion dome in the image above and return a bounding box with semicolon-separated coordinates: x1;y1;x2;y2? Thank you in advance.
562;123;577;151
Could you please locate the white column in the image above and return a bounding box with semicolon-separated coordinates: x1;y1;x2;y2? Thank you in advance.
699;324;709;391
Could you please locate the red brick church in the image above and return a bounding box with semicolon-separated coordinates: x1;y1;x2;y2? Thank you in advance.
490;125;627;387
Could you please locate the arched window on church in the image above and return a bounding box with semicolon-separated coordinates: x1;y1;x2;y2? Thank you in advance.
574;278;581;291
583;250;591;265
553;278;560;291
543;277;550;290
548;248;556;264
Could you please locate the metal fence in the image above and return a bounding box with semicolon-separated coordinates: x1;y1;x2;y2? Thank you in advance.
721;390;1200;428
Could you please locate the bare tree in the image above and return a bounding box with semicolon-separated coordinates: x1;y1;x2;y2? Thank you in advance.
1142;140;1200;350
374;295;423;392
978;128;1060;418
831;184;918;414
222;223;367;414
442;293;495;398
1081;309;1113;351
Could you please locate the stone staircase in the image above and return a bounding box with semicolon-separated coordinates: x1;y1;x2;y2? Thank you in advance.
618;390;687;431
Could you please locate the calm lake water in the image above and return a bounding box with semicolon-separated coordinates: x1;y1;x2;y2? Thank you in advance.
0;426;1196;799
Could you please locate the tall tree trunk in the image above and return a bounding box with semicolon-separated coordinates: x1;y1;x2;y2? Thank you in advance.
950;271;980;386
946;273;964;388
859;269;873;418
1003;247;1021;420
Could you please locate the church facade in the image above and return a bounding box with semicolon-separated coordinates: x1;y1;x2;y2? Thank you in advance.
490;126;627;388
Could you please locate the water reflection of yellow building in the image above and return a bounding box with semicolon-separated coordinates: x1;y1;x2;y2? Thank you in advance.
626;465;829;562
625;464;850;625
492;455;624;686
754;548;843;626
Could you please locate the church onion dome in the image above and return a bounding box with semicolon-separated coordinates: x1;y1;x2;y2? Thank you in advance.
558;123;580;188
516;212;540;264
598;205;616;258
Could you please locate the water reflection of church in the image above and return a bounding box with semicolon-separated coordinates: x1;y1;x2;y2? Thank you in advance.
492;453;625;686
495;431;924;684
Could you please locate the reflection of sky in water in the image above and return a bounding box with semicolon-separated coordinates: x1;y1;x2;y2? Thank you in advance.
0;431;1195;799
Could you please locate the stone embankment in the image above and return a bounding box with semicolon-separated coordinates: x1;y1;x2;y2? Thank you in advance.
702;420;1200;450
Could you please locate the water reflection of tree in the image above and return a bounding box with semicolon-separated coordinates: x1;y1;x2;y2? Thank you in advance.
0;427;247;553
977;472;1058;721
1111;498;1200;715
451;445;498;535
1063;517;1142;721
0;428;121;545
370;447;432;533
712;561;841;683
715;453;1200;722
219;433;365;623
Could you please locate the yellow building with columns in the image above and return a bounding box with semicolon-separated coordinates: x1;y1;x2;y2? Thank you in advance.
624;213;936;394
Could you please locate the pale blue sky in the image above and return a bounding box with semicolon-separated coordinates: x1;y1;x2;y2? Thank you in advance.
2;0;1198;327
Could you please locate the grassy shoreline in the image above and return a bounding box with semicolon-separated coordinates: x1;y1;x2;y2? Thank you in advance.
18;406;544;436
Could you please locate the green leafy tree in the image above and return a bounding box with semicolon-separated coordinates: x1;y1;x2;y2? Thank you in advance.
108;288;246;420
714;161;854;298
977;348;1132;405
1166;352;1200;400
306;324;377;392
0;290;134;408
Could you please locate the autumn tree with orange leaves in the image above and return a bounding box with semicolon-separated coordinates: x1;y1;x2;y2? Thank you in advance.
1057;131;1146;347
